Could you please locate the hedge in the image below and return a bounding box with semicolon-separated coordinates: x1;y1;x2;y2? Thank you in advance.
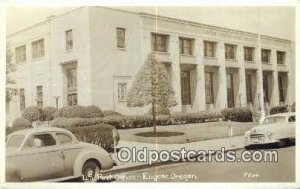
221;107;253;122
103;110;123;117
54;105;104;118
7;117;33;135
22;106;43;122
102;111;222;129
51;117;104;128
41;107;57;121
269;105;289;115
66;123;119;152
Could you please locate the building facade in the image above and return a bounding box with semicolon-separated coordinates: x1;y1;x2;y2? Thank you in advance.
6;7;295;125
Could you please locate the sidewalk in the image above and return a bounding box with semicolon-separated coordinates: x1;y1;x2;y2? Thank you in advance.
104;135;245;174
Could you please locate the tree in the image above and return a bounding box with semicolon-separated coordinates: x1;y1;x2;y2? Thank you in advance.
127;53;177;133
6;45;17;103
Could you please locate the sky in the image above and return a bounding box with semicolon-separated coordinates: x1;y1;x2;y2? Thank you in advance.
6;6;295;41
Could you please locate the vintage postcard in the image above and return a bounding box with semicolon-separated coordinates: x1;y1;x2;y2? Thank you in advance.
2;2;298;189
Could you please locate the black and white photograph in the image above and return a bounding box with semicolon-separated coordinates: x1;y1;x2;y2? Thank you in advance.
2;1;298;188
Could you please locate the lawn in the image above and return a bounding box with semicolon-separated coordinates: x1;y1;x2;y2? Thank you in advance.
118;121;257;144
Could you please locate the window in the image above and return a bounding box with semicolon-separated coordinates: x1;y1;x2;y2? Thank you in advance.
204;41;216;57
263;73;269;103
15;45;26;63
244;47;254;61
36;85;43;108
32;39;45;58
179;37;193;55
151;33;168;52
246;74;253;103
20;88;25;112
226;73;234;108
225;44;236;60
261;49;271;63
180;71;191;105
56;133;72;145
24;134;56;149
65;29;73;51
277;51;286;64
117;28;126;48
66;67;77;106
118;82;127;101
278;75;285;103
205;72;214;104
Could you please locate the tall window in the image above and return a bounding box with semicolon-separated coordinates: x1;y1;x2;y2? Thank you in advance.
226;74;234;108
66;67;77;106
151;33;168;52
244;47;254;61
261;49;271;63
32;39;45;58
225;44;236;60
20;88;25;112
277;51;286;64
15;45;26;63
278;75;285;103
205;72;214;104
245;74;253;103
118;82;127;101
65;29;73;51
204;41;216;57
116;28;126;48
180;71;191;105
179;37;193;55
263;73;269;103
36;85;43;108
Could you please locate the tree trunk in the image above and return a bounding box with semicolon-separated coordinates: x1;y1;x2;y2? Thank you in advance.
152;102;157;134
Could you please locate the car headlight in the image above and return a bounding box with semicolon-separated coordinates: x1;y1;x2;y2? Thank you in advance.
266;131;272;136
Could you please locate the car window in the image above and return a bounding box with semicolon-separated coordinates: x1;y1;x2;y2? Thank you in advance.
56;133;73;145
23;133;56;149
264;116;286;124
6;135;25;148
288;116;295;122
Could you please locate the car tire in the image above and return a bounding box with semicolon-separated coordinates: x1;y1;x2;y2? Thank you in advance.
81;160;101;182
277;139;289;148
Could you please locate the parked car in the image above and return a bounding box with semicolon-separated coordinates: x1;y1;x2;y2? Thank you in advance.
6;127;114;182
244;112;295;148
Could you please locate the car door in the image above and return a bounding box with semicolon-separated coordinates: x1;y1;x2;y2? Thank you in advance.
286;115;295;138
19;132;65;181
55;132;83;177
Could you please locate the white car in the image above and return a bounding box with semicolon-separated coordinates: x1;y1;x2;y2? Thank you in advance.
244;112;295;148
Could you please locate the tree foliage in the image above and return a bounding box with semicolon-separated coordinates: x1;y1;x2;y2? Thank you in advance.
126;53;177;133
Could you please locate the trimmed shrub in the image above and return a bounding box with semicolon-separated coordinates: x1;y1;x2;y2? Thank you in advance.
41;107;57;121
61;105;86;118
269;105;289;115
102;111;222;129
51;117;103;128
84;105;104;118
66;123;119;152
103;110;123;117
221;107;253;122
8;117;33;135
22;106;43;122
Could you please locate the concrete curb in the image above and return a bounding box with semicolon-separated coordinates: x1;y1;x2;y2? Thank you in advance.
102;145;245;175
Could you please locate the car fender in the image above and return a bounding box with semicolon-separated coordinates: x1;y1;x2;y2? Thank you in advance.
73;150;113;176
6;162;21;182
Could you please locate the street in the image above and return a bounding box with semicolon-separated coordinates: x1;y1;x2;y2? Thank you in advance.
106;144;295;182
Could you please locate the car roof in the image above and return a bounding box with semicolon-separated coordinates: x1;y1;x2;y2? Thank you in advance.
266;112;295;118
9;127;73;136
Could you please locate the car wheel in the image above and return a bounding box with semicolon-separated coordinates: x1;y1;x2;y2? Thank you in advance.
81;160;101;182
277;139;289;148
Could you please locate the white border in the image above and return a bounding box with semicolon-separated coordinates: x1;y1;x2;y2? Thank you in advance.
1;0;299;189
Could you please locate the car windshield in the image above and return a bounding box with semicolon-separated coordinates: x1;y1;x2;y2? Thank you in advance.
264;116;286;124
6;134;25;148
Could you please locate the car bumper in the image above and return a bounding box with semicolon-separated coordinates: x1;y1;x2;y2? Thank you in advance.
245;138;279;146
